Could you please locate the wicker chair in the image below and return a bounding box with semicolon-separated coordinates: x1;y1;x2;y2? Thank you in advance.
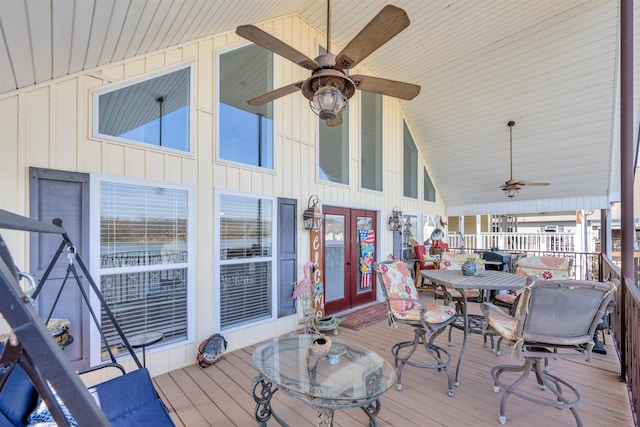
373;260;457;396
482;277;616;426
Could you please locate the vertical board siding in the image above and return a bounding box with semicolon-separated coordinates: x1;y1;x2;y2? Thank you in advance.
0;13;446;375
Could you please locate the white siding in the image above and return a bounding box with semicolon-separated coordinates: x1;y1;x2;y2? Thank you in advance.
0;14;445;375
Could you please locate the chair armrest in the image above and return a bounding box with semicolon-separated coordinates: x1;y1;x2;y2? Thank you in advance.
481;302;512;319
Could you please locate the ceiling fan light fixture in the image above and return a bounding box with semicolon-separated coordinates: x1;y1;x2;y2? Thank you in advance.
310;82;347;120
505;187;519;198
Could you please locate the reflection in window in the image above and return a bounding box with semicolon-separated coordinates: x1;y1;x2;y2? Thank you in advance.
98;181;191;359
361;92;383;191
403;120;418;198
402;214;418;261
219;44;274;168
94;66;191;151
424;167;436;202
319;46;349;184
319;107;349;184
218;193;274;330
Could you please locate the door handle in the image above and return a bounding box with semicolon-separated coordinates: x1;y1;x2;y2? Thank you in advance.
346;261;352;265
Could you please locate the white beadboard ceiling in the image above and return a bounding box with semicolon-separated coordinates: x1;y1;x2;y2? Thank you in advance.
0;0;636;216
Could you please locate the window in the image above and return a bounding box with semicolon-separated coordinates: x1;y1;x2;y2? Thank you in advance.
424;167;436;202
96;180;192;361
217;193;275;330
403;120;418;198
319;46;349;184
93;65;192;152
361;92;383;191
218;44;274;168
319;107;349;184
402;214;418;261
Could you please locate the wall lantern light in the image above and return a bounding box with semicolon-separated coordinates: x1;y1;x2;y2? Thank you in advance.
303;195;323;231
388;207;403;231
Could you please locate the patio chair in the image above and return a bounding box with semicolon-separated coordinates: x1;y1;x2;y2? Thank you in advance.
373;260;456;396
411;243;437;292
481;277;616;426
493;255;570;310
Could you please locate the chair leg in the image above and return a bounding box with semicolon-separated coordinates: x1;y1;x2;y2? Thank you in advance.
492;356;583;426
391;326;453;396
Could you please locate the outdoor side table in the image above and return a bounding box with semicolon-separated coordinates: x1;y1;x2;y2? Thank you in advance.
128;331;164;367
252;334;395;427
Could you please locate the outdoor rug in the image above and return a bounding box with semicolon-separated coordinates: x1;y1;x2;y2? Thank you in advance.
340;303;389;330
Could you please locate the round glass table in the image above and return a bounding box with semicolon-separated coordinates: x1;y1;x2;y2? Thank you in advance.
252;334;395;427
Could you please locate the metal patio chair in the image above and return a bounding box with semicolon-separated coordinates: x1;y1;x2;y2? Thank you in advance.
482;277;616;426
373;260;456;396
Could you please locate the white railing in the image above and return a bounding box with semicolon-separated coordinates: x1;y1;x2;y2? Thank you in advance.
447;232;576;252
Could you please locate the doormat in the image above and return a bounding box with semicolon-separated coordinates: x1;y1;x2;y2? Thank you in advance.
340;304;389;330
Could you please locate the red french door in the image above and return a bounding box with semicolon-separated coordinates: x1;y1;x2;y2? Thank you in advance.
323;206;377;314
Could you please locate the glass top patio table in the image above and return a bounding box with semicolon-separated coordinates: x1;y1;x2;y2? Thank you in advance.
252;334;396;427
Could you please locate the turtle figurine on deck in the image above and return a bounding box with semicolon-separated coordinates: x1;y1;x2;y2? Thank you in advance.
197;333;228;368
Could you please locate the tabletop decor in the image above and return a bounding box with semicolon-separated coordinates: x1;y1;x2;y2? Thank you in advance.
307;335;332;371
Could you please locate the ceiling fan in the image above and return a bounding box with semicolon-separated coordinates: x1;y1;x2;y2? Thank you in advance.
235;1;420;126
501;121;550;198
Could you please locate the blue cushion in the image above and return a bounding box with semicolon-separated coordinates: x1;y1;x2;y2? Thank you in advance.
0;344;38;427
109;400;174;427
89;368;173;426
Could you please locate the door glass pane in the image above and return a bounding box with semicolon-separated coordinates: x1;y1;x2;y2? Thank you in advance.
402;214;418;261
324;214;345;302
356;217;374;294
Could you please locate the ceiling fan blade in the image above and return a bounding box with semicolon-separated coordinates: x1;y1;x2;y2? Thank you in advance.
351;75;420;100
247;81;304;106
518;181;550;186
326;112;343;127
335;5;409;69
236;25;318;71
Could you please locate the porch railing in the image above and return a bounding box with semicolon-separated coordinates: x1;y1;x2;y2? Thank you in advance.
448;231;576;252
601;257;639;426
449;247;600;281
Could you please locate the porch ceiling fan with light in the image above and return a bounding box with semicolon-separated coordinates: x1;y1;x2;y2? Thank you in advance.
235;0;420;126
501;121;550;198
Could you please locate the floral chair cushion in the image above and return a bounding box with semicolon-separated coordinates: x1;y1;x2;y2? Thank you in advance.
376;261;455;324
515;256;570;280
439;252;485;272
435;286;481;300
436;253;482;300
493;292;517;305
487;310;519;342
398;303;456;324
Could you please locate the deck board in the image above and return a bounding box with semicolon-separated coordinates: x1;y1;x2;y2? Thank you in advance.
153;295;634;426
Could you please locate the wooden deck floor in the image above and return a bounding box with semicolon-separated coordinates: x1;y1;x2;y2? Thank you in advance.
152;297;635;427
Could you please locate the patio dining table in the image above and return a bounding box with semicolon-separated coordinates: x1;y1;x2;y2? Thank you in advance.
420;269;527;387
